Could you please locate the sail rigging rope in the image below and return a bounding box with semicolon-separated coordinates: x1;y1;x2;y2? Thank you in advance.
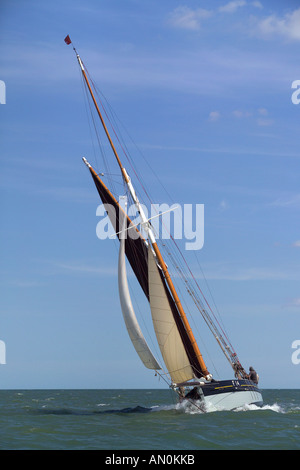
78;60;245;377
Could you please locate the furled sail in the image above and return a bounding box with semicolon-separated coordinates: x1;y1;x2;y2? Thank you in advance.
118;236;161;370
148;246;194;384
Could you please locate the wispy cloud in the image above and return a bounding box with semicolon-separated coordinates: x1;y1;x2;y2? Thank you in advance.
219;200;229;211
200;262;300;281
54;261;117;276
284;298;300;309
232;107;273;126
168;1;263;31
0;169;95;203
1;26;298;101
168;6;212;31
251;1;263;9
269;194;300;209
142;142;300;160
208;111;221;122
9;280;46;288
208;107;273;125
257;7;300;41
257;117;273;127
219;1;247;14
232;110;253;118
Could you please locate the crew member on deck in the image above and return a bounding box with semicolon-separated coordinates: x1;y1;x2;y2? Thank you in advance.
248;366;259;384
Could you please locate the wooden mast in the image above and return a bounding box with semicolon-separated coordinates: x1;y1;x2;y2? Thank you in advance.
74;47;130;184
71;39;211;380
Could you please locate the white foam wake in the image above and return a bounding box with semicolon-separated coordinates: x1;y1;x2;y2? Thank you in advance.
172;400;285;414
233;403;284;413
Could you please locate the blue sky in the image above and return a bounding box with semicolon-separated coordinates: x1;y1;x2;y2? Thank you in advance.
0;0;300;389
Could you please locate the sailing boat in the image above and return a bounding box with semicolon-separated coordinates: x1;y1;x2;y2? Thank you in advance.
65;36;263;411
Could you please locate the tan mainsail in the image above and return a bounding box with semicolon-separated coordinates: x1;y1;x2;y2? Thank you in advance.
148;247;194;384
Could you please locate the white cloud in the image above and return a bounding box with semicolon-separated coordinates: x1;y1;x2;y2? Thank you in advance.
258;7;300;41
208;111;221;122
232;108;273;126
292;241;300;248
269;194;300;209
219;200;229;211
219;1;247;14
168;6;212;31
258;108;268;116
233;110;253;118
168;1;261;31
251;1;263;9
285;298;300;308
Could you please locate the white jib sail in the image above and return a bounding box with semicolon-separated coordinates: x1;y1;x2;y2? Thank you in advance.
118;236;161;370
148;246;194;384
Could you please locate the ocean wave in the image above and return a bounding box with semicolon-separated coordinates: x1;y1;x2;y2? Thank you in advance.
34;405;153;416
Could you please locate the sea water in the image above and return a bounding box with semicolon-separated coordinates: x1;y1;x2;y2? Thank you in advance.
0;389;299;450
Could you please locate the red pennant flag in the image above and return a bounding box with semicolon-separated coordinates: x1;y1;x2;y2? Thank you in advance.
64;35;72;45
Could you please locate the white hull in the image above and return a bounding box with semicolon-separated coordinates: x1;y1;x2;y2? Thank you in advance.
203;389;263;411
181;379;263;412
